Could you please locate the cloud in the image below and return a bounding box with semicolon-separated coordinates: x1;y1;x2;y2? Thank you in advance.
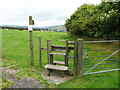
0;0;101;26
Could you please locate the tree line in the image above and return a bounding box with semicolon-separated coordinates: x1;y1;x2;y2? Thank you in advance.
65;2;120;40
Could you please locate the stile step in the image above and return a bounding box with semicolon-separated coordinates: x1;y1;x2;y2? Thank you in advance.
52;49;66;52
44;64;68;71
53;60;70;65
50;53;66;56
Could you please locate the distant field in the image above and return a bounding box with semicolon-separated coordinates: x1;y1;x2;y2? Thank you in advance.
2;29;119;88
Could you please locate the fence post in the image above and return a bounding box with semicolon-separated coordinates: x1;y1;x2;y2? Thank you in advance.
74;39;78;77
74;38;84;77
47;40;52;64
65;39;69;66
78;38;84;77
29;16;34;66
38;36;42;66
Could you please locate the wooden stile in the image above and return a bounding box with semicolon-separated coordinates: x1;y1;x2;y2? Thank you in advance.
50;53;66;56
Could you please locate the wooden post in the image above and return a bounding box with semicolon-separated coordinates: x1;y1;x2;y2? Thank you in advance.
50;54;53;64
38;36;42;66
77;38;84;77
65;39;69;66
47;40;52;64
29;16;34;65
74;39;78;77
74;38;84;77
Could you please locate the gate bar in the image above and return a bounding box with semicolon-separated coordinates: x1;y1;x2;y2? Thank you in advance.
85;49;120;73
83;69;120;75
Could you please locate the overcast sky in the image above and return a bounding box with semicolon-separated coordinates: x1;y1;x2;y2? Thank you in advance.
0;0;101;27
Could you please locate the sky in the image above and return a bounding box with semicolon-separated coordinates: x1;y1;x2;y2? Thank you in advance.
0;0;101;27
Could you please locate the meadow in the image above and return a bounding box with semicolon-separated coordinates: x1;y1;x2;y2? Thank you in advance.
1;29;119;88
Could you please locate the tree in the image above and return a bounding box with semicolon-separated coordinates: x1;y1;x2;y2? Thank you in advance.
65;2;120;39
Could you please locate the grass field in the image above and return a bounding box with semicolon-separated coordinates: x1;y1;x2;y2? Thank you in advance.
1;29;119;88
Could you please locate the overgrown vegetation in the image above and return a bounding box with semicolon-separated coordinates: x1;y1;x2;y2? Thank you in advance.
65;2;120;39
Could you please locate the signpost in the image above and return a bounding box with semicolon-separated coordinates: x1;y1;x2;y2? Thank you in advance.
28;16;34;65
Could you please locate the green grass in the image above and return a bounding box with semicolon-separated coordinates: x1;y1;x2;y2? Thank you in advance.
1;29;119;88
1;77;14;88
59;71;118;88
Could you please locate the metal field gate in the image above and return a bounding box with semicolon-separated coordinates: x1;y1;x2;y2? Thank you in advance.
82;40;120;75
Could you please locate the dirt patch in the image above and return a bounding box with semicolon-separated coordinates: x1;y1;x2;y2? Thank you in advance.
2;67;44;88
1;67;19;74
42;69;73;85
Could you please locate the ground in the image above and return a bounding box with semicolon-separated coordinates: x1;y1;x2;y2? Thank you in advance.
2;67;44;88
1;67;73;88
42;69;73;84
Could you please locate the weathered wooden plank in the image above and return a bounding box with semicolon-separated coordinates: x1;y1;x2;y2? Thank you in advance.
38;37;42;66
52;46;66;49
68;41;74;44
52;49;66;52
53;60;70;65
52;46;74;50
44;64;68;71
50;53;66;56
53;60;65;65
